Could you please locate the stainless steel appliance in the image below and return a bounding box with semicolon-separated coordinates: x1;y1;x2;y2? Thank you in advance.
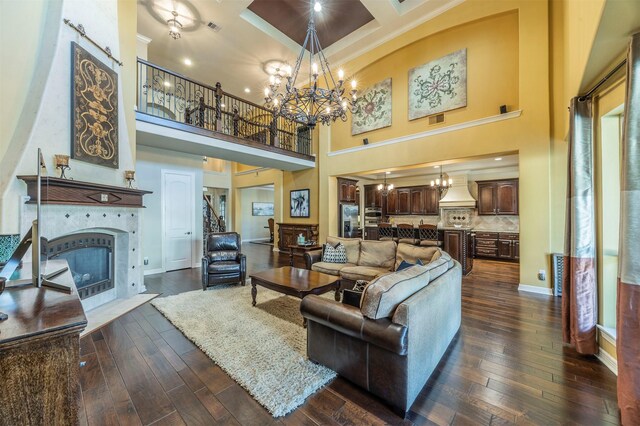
364;207;382;226
340;204;360;238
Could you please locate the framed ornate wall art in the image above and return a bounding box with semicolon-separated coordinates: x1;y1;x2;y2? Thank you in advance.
351;78;392;135
408;48;467;120
290;189;310;218
71;42;119;168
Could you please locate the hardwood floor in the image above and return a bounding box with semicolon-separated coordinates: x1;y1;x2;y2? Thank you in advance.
79;245;620;425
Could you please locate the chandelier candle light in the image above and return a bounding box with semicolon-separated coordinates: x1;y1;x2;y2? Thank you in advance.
378;172;394;196
431;165;453;194
167;11;182;40
55;154;71;179
264;0;357;128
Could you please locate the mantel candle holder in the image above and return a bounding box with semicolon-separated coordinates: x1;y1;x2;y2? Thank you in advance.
55;154;71;179
124;170;135;188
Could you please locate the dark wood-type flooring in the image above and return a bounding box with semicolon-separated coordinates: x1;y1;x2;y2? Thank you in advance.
79;244;620;425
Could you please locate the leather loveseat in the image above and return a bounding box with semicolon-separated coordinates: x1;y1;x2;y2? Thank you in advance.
301;251;462;417
201;232;246;290
304;236;443;286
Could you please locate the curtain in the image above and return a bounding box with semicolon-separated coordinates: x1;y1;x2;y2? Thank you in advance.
562;96;598;355
617;32;640;426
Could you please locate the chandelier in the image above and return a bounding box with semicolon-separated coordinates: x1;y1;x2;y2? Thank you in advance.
263;0;357;128
167;11;183;40
431;165;452;194
378;172;394;196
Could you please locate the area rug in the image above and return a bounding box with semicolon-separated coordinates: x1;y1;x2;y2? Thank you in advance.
151;284;336;417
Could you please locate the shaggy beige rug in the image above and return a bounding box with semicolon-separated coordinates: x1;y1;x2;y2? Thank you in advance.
151;284;336;417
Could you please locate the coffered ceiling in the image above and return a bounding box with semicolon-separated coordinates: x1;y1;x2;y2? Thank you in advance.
137;0;465;103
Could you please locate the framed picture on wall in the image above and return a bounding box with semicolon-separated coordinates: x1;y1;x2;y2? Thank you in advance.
252;202;274;216
290;189;310;218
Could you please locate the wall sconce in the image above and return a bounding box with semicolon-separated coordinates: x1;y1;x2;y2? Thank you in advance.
55;154;71;179
124;170;135;188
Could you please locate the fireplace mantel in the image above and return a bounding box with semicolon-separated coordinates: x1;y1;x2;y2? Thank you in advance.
17;176;152;208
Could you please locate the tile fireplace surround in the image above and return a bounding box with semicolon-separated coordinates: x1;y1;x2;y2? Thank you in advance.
20;202;145;311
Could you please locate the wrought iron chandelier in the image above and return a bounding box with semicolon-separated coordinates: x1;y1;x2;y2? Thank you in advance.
264;1;357;128
167;11;183;40
431;165;452;194
378;172;394;196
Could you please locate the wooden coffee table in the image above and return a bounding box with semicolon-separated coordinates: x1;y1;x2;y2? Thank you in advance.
250;267;341;326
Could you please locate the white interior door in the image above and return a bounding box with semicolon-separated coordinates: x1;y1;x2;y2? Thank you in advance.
163;171;194;271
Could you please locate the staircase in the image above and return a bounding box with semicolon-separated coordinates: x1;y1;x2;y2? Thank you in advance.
203;195;225;254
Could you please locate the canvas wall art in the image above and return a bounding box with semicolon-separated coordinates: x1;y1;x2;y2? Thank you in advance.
290;189;310;218
252;202;274;216
408;48;467;120
351;78;392;135
71;42;119;168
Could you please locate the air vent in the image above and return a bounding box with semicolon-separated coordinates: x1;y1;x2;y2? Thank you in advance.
428;113;445;125
207;21;222;32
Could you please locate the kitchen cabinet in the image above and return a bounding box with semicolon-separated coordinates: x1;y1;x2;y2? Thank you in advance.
475;231;519;261
444;229;473;275
338;178;358;203
364;185;382;208
477;179;519;215
364;226;379;240
277;223;319;251
397;189;411;214
383;185;438;216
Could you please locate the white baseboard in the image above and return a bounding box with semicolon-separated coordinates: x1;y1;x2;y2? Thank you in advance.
518;284;553;295
144;268;164;276
596;348;618;376
242;238;270;243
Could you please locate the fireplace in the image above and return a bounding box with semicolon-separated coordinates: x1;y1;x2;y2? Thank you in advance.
46;233;115;300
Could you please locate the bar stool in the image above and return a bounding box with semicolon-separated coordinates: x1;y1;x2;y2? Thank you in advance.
418;224;441;247
378;223;397;242
397;223;418;245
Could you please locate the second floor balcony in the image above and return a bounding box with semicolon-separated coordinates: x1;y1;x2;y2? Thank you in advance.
135;59;315;171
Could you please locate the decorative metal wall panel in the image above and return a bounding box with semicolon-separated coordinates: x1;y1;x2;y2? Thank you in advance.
71;42;118;168
408;49;467;120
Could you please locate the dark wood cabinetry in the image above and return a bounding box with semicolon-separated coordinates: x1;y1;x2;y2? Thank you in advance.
277;223;319;251
364;226;379;240
364;185;383;208
383;185;438;216
475;231;519;261
477;179;519;215
444;229;473;275
338;178;358;203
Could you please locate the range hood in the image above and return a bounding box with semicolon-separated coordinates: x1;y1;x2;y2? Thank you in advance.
438;175;476;208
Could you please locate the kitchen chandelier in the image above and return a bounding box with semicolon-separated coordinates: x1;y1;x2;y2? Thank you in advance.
378;172;394;196
263;0;357;128
431;165;453;194
167;11;182;40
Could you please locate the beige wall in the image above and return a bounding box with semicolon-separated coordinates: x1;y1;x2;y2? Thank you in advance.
118;0;137;163
239;188;274;242
320;0;552;289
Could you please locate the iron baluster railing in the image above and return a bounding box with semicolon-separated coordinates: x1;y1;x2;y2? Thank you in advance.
137;58;312;156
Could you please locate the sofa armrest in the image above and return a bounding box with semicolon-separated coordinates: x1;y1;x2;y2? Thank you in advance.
301;295;408;355
304;249;323;270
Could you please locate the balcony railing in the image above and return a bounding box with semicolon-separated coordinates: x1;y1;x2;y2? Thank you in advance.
136;59;312;156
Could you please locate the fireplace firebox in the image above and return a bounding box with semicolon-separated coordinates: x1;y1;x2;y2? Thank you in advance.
46;233;114;300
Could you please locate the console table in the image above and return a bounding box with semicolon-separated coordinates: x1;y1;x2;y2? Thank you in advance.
277;223;319;251
0;260;87;424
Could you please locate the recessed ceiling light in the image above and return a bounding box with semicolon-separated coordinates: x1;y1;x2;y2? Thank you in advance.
244;88;251;93
164;81;171;87
495;157;503;161
314;2;322;12
433;165;439;169
184;58;192;66
385;171;391;175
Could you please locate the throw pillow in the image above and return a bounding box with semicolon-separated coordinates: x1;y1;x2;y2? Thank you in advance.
396;258;424;271
322;243;347;263
353;279;369;291
430;249;442;263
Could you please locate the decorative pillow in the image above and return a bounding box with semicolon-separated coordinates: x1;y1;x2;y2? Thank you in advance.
396;258;424;271
430;249;442;263
322;243;348;263
327;236;361;264
353;279;369;291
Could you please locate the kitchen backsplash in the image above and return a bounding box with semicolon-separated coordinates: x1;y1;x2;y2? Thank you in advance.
388;210;519;232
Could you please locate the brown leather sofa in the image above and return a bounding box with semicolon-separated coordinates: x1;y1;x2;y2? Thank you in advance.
201;232;246;290
301;252;462;417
